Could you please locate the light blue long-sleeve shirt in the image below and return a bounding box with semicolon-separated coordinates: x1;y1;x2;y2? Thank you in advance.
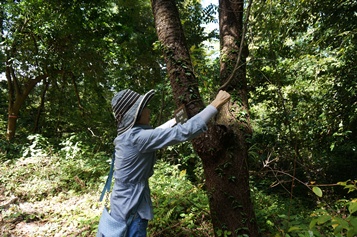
110;105;217;221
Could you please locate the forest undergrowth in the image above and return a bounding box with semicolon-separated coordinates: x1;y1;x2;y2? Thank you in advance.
0;135;356;237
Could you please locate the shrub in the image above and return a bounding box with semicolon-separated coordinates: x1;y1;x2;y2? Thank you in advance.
148;160;213;237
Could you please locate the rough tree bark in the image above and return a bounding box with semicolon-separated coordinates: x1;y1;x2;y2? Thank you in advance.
151;0;259;236
150;0;205;116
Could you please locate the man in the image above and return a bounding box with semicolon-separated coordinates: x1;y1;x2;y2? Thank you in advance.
110;89;230;236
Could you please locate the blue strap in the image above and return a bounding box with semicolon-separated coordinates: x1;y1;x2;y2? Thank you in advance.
99;152;115;202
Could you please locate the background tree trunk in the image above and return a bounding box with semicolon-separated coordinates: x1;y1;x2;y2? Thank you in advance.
151;0;259;236
33;78;49;133
6;63;46;140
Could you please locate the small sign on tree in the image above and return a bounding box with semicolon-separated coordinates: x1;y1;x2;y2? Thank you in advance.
174;105;188;124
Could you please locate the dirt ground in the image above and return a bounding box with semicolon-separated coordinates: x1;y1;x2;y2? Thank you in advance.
0;186;100;237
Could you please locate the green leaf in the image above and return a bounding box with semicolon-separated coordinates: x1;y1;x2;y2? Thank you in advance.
350;217;357;229
317;215;331;225
349;202;357;214
312;187;323;197
331;217;349;229
330;143;335;151
288;226;301;232
347;228;357;237
309;218;318;229
333;225;344;235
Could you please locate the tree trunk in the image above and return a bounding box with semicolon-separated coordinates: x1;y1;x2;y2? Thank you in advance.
33;78;50;133
151;0;259;236
6;63;47;140
151;0;205;117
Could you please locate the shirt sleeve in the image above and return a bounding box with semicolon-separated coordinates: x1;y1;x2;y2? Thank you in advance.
156;118;176;129
156;105;217;129
197;105;217;124
135;105;218;153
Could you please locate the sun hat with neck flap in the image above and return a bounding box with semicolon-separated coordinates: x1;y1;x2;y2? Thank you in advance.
111;89;155;135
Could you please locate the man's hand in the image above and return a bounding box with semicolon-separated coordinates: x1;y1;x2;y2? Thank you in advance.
210;90;231;109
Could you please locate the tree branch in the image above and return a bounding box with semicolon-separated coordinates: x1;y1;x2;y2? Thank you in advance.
70;73;84;110
219;0;253;91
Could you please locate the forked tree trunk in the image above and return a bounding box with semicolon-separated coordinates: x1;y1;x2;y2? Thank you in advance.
151;0;259;236
6;64;46;140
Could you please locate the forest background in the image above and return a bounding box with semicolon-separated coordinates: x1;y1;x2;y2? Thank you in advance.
0;0;356;236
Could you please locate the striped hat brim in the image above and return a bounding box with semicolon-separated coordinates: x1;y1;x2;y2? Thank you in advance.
115;89;155;135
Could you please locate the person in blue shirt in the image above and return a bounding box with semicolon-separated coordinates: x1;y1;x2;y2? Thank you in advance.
110;89;230;237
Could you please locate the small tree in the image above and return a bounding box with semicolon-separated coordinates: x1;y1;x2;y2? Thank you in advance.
1;0;109;140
